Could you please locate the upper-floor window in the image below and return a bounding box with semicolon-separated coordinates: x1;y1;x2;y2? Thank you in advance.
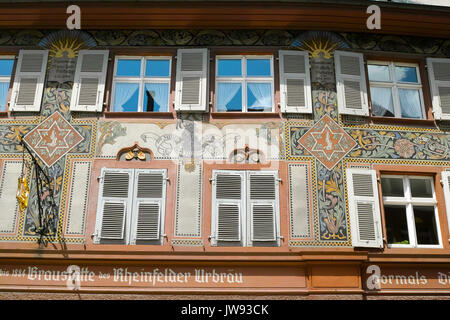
0;56;14;112
215;55;274;112
111;56;171;112
381;175;441;248
368;61;425;119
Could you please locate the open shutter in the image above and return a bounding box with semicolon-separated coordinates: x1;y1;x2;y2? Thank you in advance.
334;51;369;116
70;50;109;112
130;169;166;244
441;171;450;236
10;50;48;112
211;171;244;245
175;48;209;112
346;168;383;248
279;50;312;113
94;169;133;243
427;58;450;120
247;171;279;243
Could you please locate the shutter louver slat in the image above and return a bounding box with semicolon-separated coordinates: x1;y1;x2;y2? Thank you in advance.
283;55;305;74
352;173;374;197
250;175;275;200
216;174;241;200
136;203;160;240
340;55;361;76
343;80;363;110
438;86;450;114
181;53;203;72
432;62;450;81
100;202;126;239
286;79;305;107
217;204;240;241
251;204;276;241
81;54;105;73
356;202;376;241
181;77;200;105
16;78;38;105
427;58;450;120
103;172;129;198
137;173;163;198
78;78;99;106
20;54;44;73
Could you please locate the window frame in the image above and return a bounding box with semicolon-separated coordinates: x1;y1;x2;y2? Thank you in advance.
111;55;172;113
381;174;442;249
368;60;426;119
0;55;15;113
215;55;275;113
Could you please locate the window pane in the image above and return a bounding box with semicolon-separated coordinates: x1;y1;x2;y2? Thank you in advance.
116;59;141;77
247;59;271;77
143;83;169;112
381;177;404;197
217;59;241;77
370;86;394;117
410;178;433;198
113;82;140;112
145;60;170;77
413;206;439;245
399;89;422;119
0;81;9;111
368;64;390;82
0;59;14;76
247;82;272;112
395;66;418;83
217;82;242;111
384;205;410;245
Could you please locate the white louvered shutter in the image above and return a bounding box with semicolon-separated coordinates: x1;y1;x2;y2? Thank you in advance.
130;169;167;244
94;169;133;243
10;50;48;112
346;168;383;248
427;58;450;120
175;48;209;112
211;171;244;245
70;50;109;112
441;171;450;236
279;50;312;113
247;171;279;243
334;51;369;116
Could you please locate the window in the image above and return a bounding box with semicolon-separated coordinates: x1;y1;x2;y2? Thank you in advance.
94;168;167;245
211;170;280;247
0;56;14;111
215;56;274;112
381;175;441;248
111;56;171;112
368;61;425;119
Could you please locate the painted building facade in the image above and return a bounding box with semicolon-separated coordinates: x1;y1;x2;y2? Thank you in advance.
0;0;450;299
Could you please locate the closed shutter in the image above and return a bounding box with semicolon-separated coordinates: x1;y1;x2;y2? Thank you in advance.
211;171;244;244
70;50;109;112
130;169;167;243
346;168;383;248
279;50;312;113
441;171;450;236
10;50;48;112
247;171;279;242
175;48;209;112
94;169;133;243
427;58;450;120
334;51;369;116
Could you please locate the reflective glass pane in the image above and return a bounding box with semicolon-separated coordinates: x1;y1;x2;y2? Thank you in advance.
0;81;9;111
370;86;394;117
246;59;271;77
145;60;170;77
384;205;410;245
368;64;390;82
381;177;404;197
116;59;141;77
399;89;422;119
217;82;242;111
143;83;169;112
395;66;418;83
113;82;139;112
414;206;438;245
217;59;241;77
0;59;14;76
410;178;433;198
247;82;272;112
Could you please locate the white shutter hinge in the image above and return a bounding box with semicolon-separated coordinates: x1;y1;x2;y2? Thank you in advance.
174;55;177;59
275;57;279;60
277;235;284;239
440;179;444;186
97;175;103;182
277;178;282;182
209;178;215;183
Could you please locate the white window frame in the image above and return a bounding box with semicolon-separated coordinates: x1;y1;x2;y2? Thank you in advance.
211;169;281;247
95;168;167;245
111;56;172;112
368;61;425;119
0;55;14;111
215;55;274;112
381;175;442;249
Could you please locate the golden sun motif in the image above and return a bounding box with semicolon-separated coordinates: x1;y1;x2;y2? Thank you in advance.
48;38;84;59
296;39;338;59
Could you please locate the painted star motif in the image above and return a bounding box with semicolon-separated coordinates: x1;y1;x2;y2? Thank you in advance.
35;122;71;157
310;124;344;160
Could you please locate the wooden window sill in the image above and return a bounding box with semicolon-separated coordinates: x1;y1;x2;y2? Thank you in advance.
104;111;175;119
210;111;282;119
0;111;8;118
370;116;436;127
